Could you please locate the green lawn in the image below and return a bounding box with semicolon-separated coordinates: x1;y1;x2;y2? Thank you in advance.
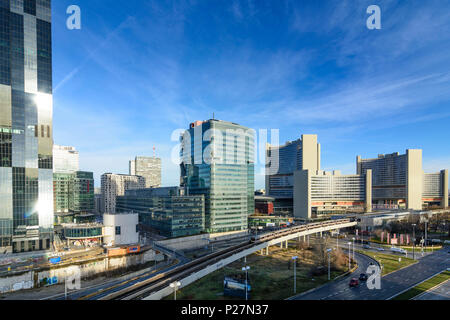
392;270;450;300
165;246;348;300
369;239;443;252
357;250;417;275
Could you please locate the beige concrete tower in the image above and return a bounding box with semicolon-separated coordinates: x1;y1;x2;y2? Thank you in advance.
365;169;372;213
301;134;320;171
442;169;449;208
356;155;362;174
294;170;311;219
406;149;423;210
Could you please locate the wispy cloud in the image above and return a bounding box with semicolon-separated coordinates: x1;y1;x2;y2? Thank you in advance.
51;0;450;189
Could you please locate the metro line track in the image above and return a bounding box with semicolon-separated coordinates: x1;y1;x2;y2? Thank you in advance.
98;218;354;300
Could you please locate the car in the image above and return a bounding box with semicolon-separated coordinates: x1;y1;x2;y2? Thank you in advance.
363;244;371;249
349;278;359;287
359;273;368;281
377;247;385;251
390;247;407;254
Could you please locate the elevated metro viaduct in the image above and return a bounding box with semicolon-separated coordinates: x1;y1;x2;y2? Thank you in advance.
143;219;356;300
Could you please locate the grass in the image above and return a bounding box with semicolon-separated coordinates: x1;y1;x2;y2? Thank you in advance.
164;246;349;300
368;239;443;252
357;250;417;275
392;270;450;300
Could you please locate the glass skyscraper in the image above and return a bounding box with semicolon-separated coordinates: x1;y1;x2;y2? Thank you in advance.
180;119;254;233
0;0;53;253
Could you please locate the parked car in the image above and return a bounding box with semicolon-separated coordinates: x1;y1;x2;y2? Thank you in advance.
349;278;359;287
359;273;368;281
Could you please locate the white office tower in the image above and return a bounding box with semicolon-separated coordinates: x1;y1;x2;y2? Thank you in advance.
101;173;146;213
53;145;79;174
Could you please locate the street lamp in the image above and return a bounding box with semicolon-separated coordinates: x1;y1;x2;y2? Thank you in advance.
347;242;351;271
327;249;332;280
292;256;298;293
242;266;250;300
412;224;416;260
352;237;355;261
170;281;181;300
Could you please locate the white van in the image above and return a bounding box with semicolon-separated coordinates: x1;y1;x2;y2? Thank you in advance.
390;247;407;254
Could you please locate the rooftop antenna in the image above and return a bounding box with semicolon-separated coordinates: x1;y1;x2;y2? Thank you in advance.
153;146;156;158
213;112;215;120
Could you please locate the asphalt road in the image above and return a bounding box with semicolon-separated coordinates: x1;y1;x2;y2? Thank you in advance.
292;248;450;300
290;250;378;300
43;243;186;300
413;279;450;300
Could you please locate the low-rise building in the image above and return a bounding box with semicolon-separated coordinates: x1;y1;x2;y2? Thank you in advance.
116;187;205;238
103;212;139;246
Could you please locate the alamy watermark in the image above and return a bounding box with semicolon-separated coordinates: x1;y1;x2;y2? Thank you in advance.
65;265;81;291
366;5;381;30
170;127;280;176
366;264;381;289
66;5;81;30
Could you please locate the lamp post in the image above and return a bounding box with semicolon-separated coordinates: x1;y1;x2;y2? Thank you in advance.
347;242;351;270
412;224;416;260
242;266;250;300
64;270;68;300
170;281;181;300
352;237;355;261
292;256;298;293
327;249;332;280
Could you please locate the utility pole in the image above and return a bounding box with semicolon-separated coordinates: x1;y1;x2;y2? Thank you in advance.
352;237;355;261
327;249;332;280
412;224;416;260
425;220;428;249
292;256;298;293
348;242;351;271
242;266;250;300
170;281;181;300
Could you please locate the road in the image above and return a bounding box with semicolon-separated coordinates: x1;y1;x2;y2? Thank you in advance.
292;248;449;300
48;242;187;300
289;250;378;300
413;279;450;300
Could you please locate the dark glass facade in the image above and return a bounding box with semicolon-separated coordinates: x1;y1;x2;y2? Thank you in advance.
180;120;255;233
116;191;205;238
0;0;53;253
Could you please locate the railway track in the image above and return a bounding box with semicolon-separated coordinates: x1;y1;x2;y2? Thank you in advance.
96;218;354;300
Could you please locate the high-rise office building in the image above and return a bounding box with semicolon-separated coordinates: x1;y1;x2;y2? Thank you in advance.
53;171;94;214
101;173;145;213
53;145;79;174
180;119;254;233
266;135;320;198
357;150;448;210
0;0;53;253
129;156;161;188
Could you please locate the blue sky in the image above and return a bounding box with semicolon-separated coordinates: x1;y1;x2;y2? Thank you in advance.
51;0;450;188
